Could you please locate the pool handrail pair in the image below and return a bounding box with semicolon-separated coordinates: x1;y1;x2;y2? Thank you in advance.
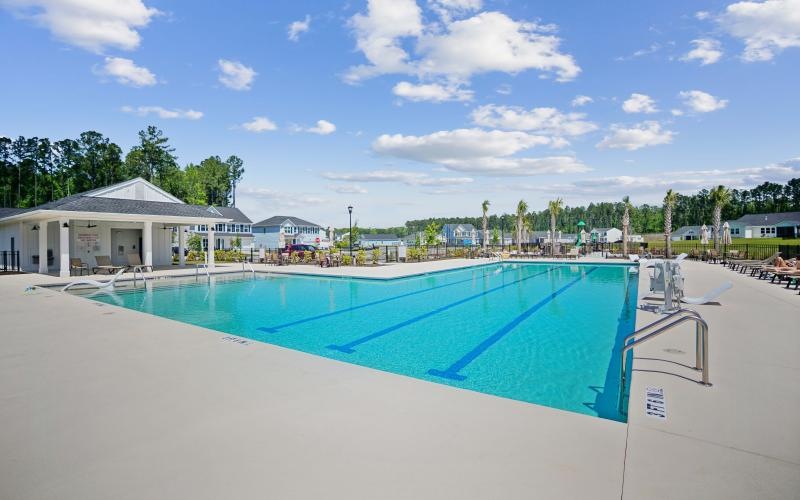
618;309;710;414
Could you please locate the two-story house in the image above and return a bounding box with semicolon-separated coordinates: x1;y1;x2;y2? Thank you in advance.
187;206;254;251
252;216;330;249
441;223;477;246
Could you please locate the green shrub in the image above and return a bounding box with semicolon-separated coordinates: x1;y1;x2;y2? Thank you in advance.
356;249;366;266
290;253;300;264
371;248;380;264
342;254;352;266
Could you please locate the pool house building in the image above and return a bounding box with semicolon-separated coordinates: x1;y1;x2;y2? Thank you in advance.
0;178;242;275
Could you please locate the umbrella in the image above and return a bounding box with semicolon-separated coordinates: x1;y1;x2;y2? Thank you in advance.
700;224;709;245
722;221;732;245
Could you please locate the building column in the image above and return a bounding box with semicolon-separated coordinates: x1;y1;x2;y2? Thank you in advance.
207;223;215;270
59;218;70;277
143;221;153;267
178;225;186;267
38;220;48;274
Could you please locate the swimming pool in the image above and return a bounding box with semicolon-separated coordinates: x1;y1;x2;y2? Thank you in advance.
86;262;638;421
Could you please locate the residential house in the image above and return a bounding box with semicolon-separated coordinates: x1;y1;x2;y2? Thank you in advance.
358;234;402;247
590;227;623;243
252;216;330;249
187;206;253;251
0;177;237;275
441;223;477;246
732;211;800;238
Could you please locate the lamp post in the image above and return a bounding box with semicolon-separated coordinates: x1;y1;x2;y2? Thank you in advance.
348;205;353;256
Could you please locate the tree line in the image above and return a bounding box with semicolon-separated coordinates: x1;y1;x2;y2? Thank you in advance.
0;126;244;208
404;178;800;236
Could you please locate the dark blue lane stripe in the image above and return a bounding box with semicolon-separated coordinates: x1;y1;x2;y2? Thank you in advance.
428;267;598;381
256;265;517;333
327;267;554;353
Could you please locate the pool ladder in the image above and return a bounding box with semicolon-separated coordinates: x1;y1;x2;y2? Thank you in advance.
618;309;711;414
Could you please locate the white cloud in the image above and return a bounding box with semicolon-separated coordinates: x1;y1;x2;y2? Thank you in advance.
615;43;662;62
679;90;729;112
571;95;593;107
288;15;311;41
345;2;580;85
622;93;658;114
393;81;473;102
298;119;337;135
372;128;589;176
671;109;684;116
529;158;800;199
0;0;160;53
470;104;597;138
597;121;674;151
696;11;711;20
428;0;482;22
329;184;368;194
495;83;512;95
237;185;327;208
240;116;277;132
682;38;723;65
96;56;156;86
323;170;474;186
217;59;256;90
345;0;424;82
121;106;202;120
716;0;800;61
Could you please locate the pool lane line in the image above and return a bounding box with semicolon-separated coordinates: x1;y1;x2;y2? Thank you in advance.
326;266;555;354
256;263;521;333
428;266;598;381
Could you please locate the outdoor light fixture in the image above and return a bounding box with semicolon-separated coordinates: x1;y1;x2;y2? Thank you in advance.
62;222;69;228
31;224;39;231
348;205;354;255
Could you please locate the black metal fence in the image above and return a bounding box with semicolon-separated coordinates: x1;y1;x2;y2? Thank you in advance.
1;250;21;272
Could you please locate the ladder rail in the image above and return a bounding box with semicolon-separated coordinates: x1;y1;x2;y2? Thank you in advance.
618;314;710;414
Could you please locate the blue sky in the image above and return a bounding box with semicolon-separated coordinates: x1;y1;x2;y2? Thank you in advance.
1;0;799;226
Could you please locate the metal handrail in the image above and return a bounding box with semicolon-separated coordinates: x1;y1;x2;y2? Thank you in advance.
242;260;254;274
132;267;147;288
624;309;703;371
619;314;710;414
195;263;209;281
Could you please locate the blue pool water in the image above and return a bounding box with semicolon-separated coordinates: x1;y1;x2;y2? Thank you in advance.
87;262;638;421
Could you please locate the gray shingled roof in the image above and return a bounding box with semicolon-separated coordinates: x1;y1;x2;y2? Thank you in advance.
253;215;321;228
735;211;800;226
0;207;31;218
211;206;252;223
359;233;400;240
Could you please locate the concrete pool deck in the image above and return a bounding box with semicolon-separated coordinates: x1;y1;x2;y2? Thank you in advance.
1;258;798;499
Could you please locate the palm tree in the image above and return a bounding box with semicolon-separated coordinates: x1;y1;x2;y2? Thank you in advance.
548;198;563;255
481;199;490;252
516;199;528;253
621;196;631;256
663;189;678;258
709;185;731;251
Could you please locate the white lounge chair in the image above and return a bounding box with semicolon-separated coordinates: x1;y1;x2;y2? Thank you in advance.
62;267;127;292
681;281;733;305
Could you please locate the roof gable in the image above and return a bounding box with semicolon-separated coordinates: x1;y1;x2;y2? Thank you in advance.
254;215;321;228
87;177;184;204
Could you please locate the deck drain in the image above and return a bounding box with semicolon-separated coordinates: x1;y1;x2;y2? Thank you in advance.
663;348;685;354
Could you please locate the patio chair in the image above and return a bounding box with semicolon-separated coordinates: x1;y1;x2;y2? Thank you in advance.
127;253;153;274
681;282;733;305
70;258;89;276
62;267;127;291
92;255;126;275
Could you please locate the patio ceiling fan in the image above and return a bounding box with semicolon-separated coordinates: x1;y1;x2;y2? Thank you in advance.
78;221;97;228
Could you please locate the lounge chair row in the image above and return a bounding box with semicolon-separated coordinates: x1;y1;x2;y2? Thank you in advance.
69;254;152;276
725;252;800;293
